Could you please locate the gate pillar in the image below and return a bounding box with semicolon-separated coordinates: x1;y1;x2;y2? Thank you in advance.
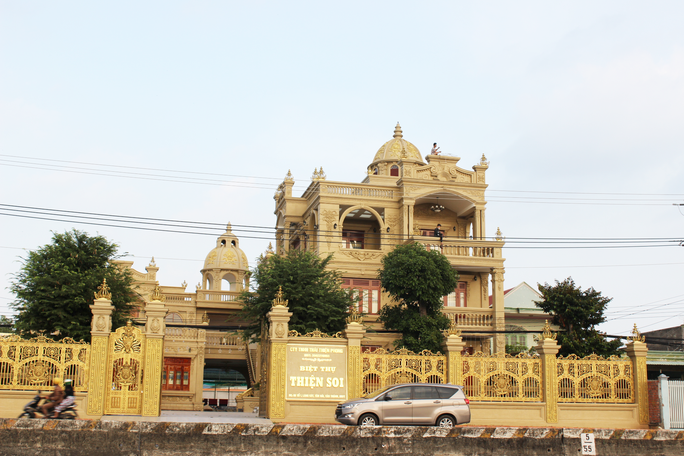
442;328;465;386
87;279;114;416
266;287;292;421
344;309;366;400
626;324;649;425
536;321;560;424
141;286;168;416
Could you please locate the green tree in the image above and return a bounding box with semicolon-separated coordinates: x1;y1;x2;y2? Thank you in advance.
535;277;622;357
10;229;136;342
378;242;458;353
238;249;354;342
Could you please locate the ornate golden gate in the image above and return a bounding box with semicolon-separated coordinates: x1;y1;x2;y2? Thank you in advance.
104;321;146;415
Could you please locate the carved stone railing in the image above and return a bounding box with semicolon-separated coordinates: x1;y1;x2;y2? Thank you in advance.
410;237;503;259
165;327;206;341
205;331;245;351
444;308;494;329
164;294;194;304
196;290;242;303
322;184;395;200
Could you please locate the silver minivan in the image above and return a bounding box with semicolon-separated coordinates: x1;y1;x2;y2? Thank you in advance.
335;383;471;427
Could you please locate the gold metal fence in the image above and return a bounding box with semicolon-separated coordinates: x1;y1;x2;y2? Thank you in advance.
462;352;543;402
361;348;446;395
557;354;634;403
0;335;90;391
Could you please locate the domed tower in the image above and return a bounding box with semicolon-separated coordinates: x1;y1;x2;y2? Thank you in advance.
200;223;249;292
368;123;424;177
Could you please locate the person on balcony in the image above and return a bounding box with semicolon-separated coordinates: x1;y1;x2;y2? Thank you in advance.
434;224;443;243
431;143;440;155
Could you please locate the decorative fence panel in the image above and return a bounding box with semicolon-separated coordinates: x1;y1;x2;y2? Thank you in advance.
361;348;446;395
0;335;90;391
556;354;634;403
462;352;543;402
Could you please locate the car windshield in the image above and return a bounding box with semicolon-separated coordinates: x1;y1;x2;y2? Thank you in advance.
362;385;395;399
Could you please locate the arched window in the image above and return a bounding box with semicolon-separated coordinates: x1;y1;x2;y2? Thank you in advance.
390;165;399;177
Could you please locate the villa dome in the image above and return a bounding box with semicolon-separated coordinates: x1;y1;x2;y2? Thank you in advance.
202;223;249;272
370;123;423;165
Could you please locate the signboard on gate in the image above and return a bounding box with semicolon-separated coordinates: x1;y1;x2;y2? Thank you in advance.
286;344;347;401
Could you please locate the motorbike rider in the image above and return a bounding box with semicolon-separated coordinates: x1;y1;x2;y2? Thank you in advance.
52;379;75;418
41;377;65;417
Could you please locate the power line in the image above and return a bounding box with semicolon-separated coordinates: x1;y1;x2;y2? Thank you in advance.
1;203;682;250
2;154;683;206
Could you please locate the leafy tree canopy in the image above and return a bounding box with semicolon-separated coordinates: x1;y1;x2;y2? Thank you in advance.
239;249;354;342
535;277;622;357
10;229;136;342
378;242;458;353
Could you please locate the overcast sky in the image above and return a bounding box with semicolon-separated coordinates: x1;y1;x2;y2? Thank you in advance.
1;1;683;337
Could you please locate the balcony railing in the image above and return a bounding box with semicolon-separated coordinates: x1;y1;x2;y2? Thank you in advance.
444;308;494;329
196;290;242;302
409;237;503;259
322;184;395;200
205;330;245;351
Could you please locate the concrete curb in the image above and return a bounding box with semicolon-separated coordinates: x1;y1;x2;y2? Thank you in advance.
0;418;682;455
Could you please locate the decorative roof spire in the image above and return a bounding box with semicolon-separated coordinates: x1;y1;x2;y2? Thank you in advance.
393;122;403;139
284;169;294;182
226;222;233;233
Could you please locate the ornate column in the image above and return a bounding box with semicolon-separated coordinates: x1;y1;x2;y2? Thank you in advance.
141;285;168;416
536;321;560;424
441;326;466;386
491;268;506;353
625;324;649;425
87;279;114;416
267;287;292;421
344;309;366;400
407;202;415;236
472;206;481;240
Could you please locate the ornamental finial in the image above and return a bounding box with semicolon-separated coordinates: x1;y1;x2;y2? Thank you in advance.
94;278;112;300
540;320;556;341
393;122;403;139
272;285;288;308
346;306;363;324
495;227;504;241
149;257;156;267
150;285;166;302
628;323;646;343
480;154;489;166
442;316;462;337
284;170;294;182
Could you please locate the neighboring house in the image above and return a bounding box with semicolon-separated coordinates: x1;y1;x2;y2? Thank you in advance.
497;282;559;352
643;325;684;380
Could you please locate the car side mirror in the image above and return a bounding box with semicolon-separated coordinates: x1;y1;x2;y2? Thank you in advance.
384;395;392;401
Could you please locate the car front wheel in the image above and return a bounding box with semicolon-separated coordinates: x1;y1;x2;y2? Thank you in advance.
436;414;456;428
358;413;378;426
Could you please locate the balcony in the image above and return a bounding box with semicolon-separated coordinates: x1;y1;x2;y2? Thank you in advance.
196;290;243;309
408;237;504;267
205;330;246;358
443;308;494;330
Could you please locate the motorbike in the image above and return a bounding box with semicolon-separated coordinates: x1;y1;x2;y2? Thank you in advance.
18;391;78;420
